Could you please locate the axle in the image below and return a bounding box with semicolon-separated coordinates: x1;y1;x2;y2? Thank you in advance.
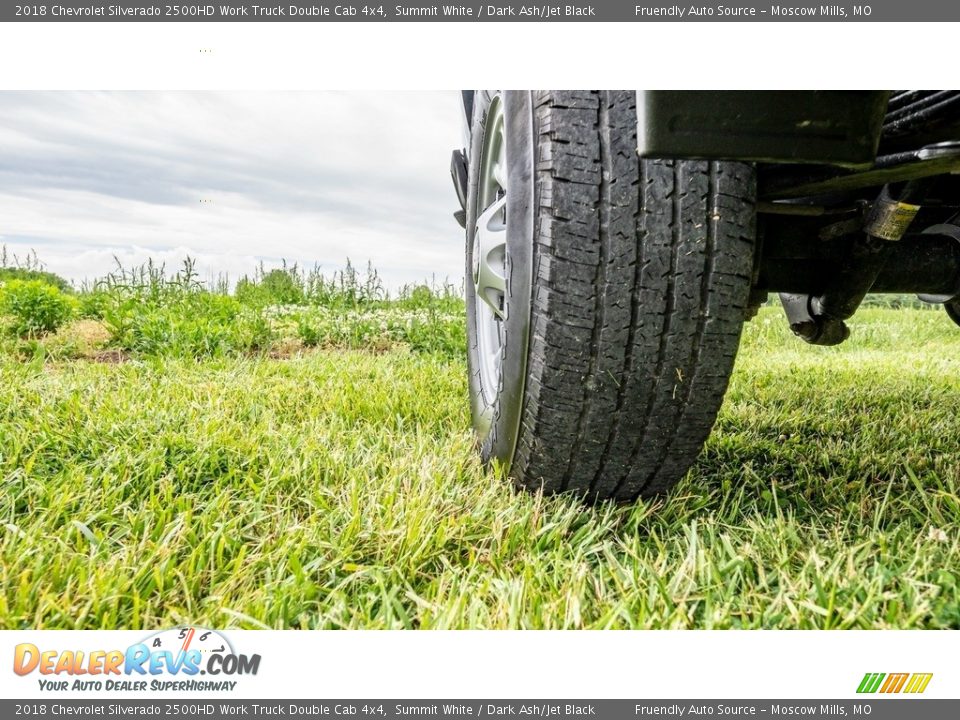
754;223;960;344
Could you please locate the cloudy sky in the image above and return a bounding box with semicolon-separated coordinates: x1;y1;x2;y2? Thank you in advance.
0;91;465;290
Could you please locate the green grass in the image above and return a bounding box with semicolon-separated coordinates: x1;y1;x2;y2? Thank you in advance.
1;306;959;629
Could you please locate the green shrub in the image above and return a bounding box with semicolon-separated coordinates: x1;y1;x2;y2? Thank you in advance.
296;316;322;347
259;268;305;305
114;294;247;357
401;309;466;357
0;243;74;291
8;255;468;359
0;267;72;293
396;279;464;313
0;280;75;336
231;308;275;352
77;290;111;319
235;264;306;307
290;306;465;357
304;260;385;309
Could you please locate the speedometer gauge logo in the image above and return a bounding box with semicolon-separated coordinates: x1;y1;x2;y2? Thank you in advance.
141;627;235;659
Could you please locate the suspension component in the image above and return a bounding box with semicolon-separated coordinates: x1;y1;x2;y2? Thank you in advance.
774;179;933;345
759;231;960;296
760;222;960;343
915;224;960;328
917;224;960;303
761;141;960;200
862;185;921;241
779;293;850;346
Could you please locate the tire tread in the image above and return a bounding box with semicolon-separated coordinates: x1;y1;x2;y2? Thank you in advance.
510;90;755;501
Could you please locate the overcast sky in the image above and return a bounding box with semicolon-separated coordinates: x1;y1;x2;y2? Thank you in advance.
0;91;465;290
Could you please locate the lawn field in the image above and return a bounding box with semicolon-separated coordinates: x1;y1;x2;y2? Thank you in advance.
1;303;959;629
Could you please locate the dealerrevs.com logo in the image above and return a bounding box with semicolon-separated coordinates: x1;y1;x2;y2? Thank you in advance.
13;627;261;693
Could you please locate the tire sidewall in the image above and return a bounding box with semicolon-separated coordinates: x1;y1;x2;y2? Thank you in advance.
465;91;535;469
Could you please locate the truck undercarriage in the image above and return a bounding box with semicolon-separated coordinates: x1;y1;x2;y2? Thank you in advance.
741;91;960;343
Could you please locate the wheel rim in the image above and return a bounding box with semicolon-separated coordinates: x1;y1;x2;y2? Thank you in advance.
473;95;508;404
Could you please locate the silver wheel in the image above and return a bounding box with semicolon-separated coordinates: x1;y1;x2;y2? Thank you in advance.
472;95;508;405
465;91;535;467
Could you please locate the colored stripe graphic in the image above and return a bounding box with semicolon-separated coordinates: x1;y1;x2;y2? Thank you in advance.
904;673;934;694
857;673;885;693
880;673;903;693
857;672;932;694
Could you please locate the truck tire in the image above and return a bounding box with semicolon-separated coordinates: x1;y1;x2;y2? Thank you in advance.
465;90;756;501
947;299;960;327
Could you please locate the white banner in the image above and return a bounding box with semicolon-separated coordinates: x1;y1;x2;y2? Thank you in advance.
1;630;953;699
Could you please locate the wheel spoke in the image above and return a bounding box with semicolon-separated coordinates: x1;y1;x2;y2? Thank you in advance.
474;195;507;318
493;126;508;189
493;161;507;190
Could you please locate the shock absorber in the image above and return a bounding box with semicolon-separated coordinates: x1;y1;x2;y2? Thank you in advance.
779;177;932;345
